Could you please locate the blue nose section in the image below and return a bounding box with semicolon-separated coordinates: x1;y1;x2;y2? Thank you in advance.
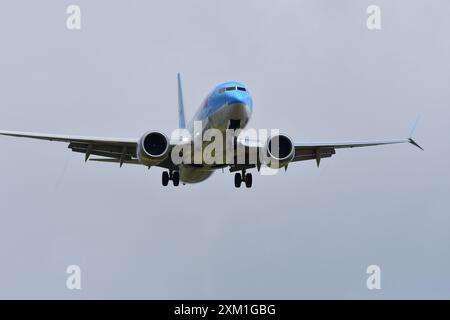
225;91;253;124
226;91;253;110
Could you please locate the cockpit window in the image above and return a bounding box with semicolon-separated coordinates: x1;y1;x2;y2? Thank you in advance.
219;86;246;94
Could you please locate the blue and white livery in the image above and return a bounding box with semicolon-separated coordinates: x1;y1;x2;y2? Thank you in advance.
0;74;422;188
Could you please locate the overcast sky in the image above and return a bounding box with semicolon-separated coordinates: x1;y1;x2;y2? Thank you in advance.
0;0;449;299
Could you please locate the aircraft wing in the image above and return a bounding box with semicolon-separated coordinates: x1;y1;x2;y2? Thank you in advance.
292;138;422;166
237;133;422;168
0;130;139;166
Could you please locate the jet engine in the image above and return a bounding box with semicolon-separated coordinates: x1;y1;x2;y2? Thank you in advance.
137;131;170;166
264;134;295;168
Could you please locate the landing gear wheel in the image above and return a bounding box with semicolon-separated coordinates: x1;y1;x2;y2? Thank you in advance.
245;173;252;188
234;173;242;188
162;171;169;186
172;171;180;186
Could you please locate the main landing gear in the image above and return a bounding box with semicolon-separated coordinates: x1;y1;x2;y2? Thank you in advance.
234;170;252;188
162;170;180;187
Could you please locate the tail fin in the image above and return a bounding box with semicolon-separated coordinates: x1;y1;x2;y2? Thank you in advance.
177;73;186;129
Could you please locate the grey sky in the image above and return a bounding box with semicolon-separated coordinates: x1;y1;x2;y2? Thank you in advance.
0;0;449;299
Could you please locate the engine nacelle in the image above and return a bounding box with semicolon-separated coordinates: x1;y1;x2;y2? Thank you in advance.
264;134;295;168
137;131;170;166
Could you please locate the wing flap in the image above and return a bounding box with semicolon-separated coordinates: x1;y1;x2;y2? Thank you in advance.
70;147;134;161
293;148;335;162
89;158;141;165
68;142;136;160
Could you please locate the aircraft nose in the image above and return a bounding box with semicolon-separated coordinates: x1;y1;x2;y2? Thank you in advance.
226;91;252;108
225;91;253;119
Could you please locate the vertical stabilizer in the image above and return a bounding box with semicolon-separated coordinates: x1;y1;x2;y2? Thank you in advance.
177;73;186;129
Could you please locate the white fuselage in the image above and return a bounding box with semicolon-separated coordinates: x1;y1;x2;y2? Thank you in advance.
179;86;253;184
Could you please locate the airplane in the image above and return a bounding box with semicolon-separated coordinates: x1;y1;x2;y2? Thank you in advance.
0;74;422;188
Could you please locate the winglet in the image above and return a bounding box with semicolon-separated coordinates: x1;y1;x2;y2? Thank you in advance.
177;73;186;129
409;138;423;151
408;116;423;151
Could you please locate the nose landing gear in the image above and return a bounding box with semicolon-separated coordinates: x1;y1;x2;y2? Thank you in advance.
162;170;180;186
234;170;252;188
228;119;241;130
